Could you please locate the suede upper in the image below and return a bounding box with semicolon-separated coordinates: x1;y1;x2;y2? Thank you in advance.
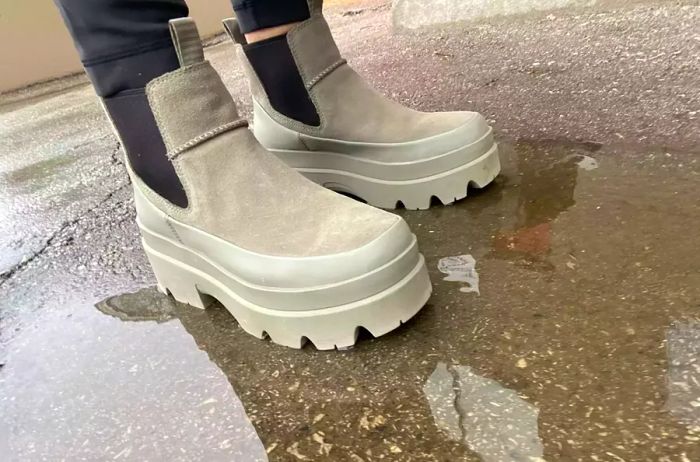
237;13;478;145
147;61;243;156
141;61;402;258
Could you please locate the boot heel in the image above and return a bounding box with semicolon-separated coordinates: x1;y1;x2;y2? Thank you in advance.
146;246;210;310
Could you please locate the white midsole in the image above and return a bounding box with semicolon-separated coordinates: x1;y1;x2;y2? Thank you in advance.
279;143;501;210
144;239;428;318
277;143;499;186
270;129;496;181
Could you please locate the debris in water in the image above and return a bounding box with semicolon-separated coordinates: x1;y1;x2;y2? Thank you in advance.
577;155;599;171
437;255;480;294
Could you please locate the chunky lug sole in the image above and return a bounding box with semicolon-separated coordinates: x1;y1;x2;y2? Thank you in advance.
139;220;433;350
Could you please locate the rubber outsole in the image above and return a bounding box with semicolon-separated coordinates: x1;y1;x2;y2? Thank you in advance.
273;142;501;210
144;240;432;350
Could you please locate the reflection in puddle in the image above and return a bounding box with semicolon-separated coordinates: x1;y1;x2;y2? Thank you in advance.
491;146;580;262
424;363;544;462
0;288;268;461
423;363;464;441
666;321;700;432
490;143;600;266
438;255;480;294
96;287;177;323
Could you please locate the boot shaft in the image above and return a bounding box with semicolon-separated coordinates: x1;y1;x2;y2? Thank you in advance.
223;9;346;132
146;19;246;161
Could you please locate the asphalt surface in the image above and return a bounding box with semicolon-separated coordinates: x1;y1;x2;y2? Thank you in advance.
1;1;698;460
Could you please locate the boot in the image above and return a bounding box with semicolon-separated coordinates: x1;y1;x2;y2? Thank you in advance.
223;0;500;210
106;18;432;350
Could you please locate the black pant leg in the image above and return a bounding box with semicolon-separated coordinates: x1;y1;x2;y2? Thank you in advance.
54;0;188;97
231;0;311;34
53;0;190;207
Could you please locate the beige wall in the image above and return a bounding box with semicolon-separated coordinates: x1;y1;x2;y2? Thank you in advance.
0;0;235;93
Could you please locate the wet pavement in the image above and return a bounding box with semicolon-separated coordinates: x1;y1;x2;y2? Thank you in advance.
1;1;699;461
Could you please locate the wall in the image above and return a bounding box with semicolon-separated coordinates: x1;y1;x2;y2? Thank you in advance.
0;0;235;93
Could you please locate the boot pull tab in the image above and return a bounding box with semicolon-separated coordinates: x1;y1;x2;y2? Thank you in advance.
307;0;323;15
169;18;205;67
222;18;247;45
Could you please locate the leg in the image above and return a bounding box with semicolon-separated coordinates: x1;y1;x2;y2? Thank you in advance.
54;0;187;97
231;0;311;42
54;0;189;206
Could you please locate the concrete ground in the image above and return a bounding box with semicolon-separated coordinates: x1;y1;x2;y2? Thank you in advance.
1;1;699;461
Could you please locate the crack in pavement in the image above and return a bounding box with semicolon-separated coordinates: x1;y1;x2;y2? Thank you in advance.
447;364;469;444
0;139;126;287
0;180;131;287
108;141;124;166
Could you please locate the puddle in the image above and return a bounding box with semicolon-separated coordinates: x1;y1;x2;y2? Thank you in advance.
96;287;177;323
424;363;545;462
2;139;700;461
438;255;480;294
0;292;268;462
486;142;582;264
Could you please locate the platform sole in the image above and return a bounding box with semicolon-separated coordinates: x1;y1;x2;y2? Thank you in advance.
143;238;432;350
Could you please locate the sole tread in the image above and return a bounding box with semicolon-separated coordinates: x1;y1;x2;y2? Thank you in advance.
300;143;501;210
149;244;432;350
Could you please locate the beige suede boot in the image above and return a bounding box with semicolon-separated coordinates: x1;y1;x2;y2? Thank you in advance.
108;18;432;350
224;0;500;210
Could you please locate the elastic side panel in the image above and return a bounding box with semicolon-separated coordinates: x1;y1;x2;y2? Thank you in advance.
104;90;188;207
243;35;320;127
